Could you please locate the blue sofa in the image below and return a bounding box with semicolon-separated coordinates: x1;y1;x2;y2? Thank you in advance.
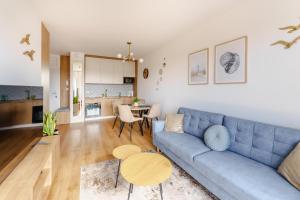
153;107;300;200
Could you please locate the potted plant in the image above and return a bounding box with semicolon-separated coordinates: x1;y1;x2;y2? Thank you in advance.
133;97;140;107
43;112;58;136
73;95;80;115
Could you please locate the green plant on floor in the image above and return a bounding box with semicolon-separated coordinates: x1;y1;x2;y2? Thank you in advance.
43;112;57;136
73;95;79;104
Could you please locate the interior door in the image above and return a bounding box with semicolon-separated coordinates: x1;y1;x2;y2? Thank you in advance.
49;55;60;112
49;68;60;112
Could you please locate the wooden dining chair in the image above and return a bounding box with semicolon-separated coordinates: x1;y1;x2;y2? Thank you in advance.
112;99;123;129
142;104;161;134
118;105;144;141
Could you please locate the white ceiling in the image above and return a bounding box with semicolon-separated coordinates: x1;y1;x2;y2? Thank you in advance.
31;0;240;57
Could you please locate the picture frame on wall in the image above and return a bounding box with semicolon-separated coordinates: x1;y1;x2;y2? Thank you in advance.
188;48;209;85
214;36;247;84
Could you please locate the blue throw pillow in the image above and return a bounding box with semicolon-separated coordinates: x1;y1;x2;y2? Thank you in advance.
204;125;230;151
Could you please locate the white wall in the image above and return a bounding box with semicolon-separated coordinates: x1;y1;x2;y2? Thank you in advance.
0;0;41;86
138;0;300;129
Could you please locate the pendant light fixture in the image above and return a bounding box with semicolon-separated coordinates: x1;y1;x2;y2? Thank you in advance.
117;42;144;63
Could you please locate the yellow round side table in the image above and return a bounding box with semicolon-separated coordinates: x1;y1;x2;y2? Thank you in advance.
112;144;142;188
120;152;172;200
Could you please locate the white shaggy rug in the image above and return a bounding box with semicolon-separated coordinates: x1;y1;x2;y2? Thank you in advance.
80;159;218;200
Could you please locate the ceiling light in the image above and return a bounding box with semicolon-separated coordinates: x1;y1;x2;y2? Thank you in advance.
117;42;144;63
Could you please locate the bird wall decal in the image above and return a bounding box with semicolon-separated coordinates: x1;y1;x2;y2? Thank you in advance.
20;34;31;45
271;36;300;49
23;50;35;61
279;24;300;34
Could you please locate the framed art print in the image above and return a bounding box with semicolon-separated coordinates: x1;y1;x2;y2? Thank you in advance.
188;48;209;85
214;36;247;84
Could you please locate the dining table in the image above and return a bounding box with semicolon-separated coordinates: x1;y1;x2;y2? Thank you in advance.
129;104;151;117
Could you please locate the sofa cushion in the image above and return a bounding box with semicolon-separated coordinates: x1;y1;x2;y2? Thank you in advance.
154;131;210;164
204;125;230;151
278;142;300;190
194;151;300;200
223;116;300;168
164;114;184;133
178;107;224;138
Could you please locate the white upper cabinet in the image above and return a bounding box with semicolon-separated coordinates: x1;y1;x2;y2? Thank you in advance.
85;57;101;83
113;60;124;84
85;57;129;84
123;62;135;77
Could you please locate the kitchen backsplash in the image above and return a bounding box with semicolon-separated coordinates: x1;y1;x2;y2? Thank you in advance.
85;84;133;97
0;85;43;101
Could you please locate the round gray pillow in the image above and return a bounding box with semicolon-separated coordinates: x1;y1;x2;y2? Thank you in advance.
204;125;230;151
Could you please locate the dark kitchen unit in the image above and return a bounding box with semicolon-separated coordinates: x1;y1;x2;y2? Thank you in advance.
123;77;135;84
32;105;43;123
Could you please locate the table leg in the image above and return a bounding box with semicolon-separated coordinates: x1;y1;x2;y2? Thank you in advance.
115;160;121;188
130;184;134;193
127;183;133;200
159;183;163;200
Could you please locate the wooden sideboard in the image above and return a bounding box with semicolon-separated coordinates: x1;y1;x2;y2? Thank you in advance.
0;99;43;128
0;135;60;200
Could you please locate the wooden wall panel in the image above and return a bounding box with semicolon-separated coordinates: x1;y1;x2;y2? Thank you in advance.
134;61;138;97
41;23;50;112
60;56;70;108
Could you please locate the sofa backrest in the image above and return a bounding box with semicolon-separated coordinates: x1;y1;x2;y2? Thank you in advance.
178;107;224;138
223;116;300;169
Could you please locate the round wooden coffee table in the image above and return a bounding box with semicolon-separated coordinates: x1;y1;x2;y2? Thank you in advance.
112;145;142;188
120;153;172;200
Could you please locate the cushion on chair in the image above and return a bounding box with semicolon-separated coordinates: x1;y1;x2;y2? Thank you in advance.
177;107;224;138
278;142;300;190
204;125;230;151
154;131;210;164
165;114;184;133
194;151;300;200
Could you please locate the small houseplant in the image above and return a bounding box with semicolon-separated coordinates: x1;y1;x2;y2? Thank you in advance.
43;112;58;136
133;97;140;107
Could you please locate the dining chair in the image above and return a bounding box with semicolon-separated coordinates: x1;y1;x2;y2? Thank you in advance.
142;104;161;134
118;105;144;141
112;99;123;129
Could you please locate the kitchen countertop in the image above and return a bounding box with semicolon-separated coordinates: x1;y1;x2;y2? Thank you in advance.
85;96;134;99
0;99;43;104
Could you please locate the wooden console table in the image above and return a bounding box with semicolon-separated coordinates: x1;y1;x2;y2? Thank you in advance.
0;135;60;200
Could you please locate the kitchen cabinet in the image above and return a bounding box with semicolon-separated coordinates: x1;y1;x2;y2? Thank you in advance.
85;57;126;84
85;97;134;116
0;100;43;128
123;62;135;77
85;57;100;83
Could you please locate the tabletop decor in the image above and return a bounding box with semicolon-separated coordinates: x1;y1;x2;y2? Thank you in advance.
214;36;247;84
188;48;209;85
132;97;140;107
80;159;218;200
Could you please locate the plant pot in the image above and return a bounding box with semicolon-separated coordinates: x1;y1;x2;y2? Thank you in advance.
133;102;139;107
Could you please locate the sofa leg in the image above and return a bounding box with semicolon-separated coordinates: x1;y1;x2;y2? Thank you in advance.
156;147;160;152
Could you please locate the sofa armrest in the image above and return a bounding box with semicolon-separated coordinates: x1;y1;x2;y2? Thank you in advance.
152;120;165;134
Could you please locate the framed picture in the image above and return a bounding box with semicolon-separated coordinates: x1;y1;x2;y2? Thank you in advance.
214;36;247;84
188;48;209;85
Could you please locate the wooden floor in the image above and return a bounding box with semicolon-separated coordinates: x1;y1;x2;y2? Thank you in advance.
47;118;154;200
